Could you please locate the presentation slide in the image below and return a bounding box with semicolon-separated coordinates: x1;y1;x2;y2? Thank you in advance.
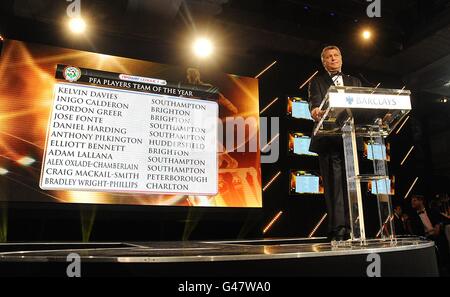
293;136;317;156
296;175;320;194
289;171;324;195
366;143;387;161
40;81;218;195
288;98;313;120
0;39;262;207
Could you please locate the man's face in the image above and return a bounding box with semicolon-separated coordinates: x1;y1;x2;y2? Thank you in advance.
394;206;402;215
322;49;342;73
411;198;422;210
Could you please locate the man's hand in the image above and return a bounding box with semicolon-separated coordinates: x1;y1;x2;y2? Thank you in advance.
311;107;325;122
433;225;441;237
426;225;441;238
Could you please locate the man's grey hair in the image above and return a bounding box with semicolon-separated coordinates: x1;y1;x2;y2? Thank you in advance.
321;45;341;63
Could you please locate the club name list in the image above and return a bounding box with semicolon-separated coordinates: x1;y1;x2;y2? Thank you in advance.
40;83;218;195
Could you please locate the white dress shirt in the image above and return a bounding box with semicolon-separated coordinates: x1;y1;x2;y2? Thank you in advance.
333;75;344;87
328;72;344;87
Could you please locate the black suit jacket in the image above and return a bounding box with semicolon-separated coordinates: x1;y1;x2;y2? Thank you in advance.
393;213;406;235
308;72;362;154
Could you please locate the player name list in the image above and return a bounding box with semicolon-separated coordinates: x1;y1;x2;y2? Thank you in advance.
40;82;218;195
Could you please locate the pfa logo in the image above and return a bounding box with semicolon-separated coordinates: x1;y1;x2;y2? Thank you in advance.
63;66;81;82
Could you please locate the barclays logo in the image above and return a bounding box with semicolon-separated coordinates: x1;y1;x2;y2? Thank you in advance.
346;96;354;105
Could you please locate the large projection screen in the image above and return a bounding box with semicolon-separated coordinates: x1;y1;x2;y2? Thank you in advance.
0;39;262;207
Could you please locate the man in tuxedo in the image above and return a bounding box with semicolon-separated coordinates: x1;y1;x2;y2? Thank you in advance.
409;194;444;238
308;45;362;241
409;194;449;271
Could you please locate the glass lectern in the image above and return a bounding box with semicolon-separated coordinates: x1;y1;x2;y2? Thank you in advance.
313;86;411;244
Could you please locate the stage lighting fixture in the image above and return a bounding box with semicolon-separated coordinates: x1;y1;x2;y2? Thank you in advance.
68;17;86;34
0;168;8;175
193;38;213;58
362;30;372;40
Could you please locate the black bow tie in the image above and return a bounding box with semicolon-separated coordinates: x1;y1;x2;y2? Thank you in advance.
417;210;425;215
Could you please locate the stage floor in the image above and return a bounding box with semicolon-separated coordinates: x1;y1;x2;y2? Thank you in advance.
0;237;439;276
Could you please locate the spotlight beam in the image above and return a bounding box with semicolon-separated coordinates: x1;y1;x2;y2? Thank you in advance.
263;171;282;192
396;116;410;134
299;70;319;90
370;83;381;94
400;146;415;166
255;61;277;79
0;131;44;149
261;133;279;152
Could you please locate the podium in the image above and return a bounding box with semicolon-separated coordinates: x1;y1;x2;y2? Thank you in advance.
313;86;411;244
